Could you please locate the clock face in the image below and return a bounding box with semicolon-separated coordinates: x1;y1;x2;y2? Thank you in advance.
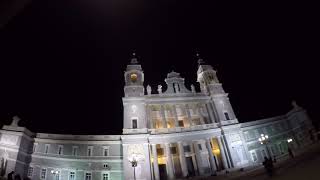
130;73;138;82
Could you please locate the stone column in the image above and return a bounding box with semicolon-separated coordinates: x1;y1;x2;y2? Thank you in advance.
196;104;205;124
164;143;175;179
177;142;188;177
193;141;204;175
172;105;180;127
189;142;199;176
217;137;228;169
205;138;217;175
152;144;160;180
185;104;193;126
206;103;216;123
160;105;167;128
221;135;233;168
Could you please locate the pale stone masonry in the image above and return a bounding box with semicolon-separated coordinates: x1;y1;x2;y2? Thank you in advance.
0;55;315;180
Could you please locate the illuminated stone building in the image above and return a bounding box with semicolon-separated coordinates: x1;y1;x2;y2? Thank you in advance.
0;55;315;180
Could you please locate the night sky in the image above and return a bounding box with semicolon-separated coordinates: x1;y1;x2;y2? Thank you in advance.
0;0;319;134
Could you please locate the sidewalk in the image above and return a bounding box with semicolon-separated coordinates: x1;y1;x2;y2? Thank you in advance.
182;142;320;180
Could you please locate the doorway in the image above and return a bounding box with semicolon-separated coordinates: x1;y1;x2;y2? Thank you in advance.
186;157;195;176
159;164;167;180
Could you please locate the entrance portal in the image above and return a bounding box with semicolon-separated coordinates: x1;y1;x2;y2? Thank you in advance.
159;164;167;180
186;157;195;176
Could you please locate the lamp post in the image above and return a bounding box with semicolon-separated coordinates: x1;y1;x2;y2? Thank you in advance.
258;134;271;158
128;153;144;180
50;170;59;180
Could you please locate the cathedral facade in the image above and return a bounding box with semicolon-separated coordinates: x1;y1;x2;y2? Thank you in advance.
0;56;315;180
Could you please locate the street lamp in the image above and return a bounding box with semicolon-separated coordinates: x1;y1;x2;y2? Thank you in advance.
128;153;144;180
258;134;271;158
50;170;59;180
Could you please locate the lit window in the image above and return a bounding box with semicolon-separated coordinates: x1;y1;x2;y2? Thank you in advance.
85;172;92;180
132;119;137;129
156;148;164;156
58;145;63;155
40;168;46;179
27;167;33;177
69;172;75;180
45;144;50;154
72;146;78;156
102;173;109;180
87;146;93;156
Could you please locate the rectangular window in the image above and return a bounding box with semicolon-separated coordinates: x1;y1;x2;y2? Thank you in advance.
45;144;50;154
198;144;202;151
27;167;33;177
178;120;184;127
251;151;258;162
103;147;109;156
85;172;92;180
72;146;78;156
183;145;191;152
170;147;177;154
224;112;230;120
58;145;63;155
157;148;164;156
102;173;109;180
132;119;137;129
40;168;46;179
87;146;93;156
69;172;75;180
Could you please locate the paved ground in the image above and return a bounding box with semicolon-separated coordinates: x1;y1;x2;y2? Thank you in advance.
188;142;320;180
238;143;320;180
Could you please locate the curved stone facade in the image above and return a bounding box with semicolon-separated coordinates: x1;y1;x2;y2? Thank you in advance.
0;59;315;180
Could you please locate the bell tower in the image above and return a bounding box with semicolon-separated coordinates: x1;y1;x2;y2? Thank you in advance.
121;53;152;180
124;53;145;97
122;53;147;134
196;54;238;124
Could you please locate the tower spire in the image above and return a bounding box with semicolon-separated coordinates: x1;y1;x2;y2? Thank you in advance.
196;52;205;65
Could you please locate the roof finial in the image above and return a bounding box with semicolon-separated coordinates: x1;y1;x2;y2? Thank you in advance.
130;51;138;64
196;52;205;65
10;115;21;127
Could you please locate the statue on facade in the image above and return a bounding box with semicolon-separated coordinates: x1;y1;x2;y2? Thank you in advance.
191;84;196;93
10;115;21;127
157;85;162;94
174;83;180;93
291;100;300;109
0;151;9;177
146;85;152;95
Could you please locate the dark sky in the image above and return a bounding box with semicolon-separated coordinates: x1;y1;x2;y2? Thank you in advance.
0;0;319;134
